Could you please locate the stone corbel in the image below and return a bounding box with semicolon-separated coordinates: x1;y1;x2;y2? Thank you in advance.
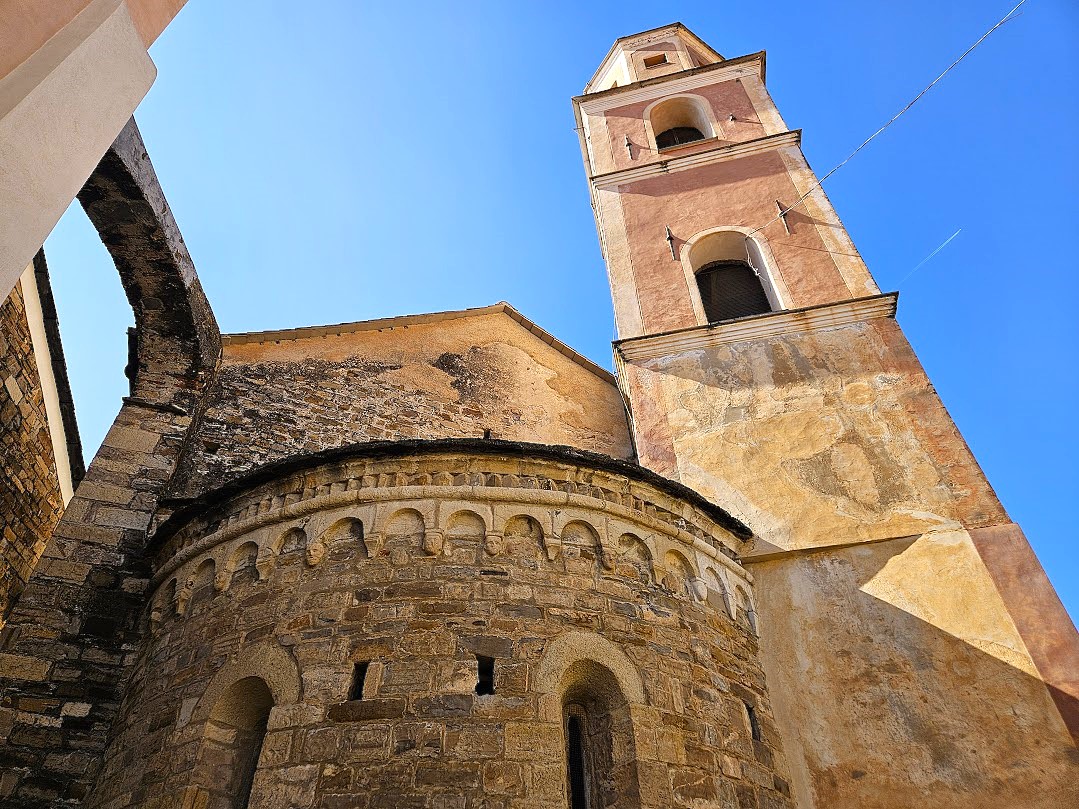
363;532;384;558
175;583;192;616
543;533;563;562
422;529;445;556
305;538;327;567
214;567;230;592
689;577;708;602
598;540;618;571
483;532;504;556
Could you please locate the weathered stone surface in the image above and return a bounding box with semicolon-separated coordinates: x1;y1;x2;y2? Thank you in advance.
0;118;221;807
0;277;64;624
87;452;787;809
168;305;634;500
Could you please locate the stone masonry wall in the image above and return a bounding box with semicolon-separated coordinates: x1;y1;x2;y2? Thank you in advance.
170;310;633;500
0;279;63;624
87;450;790;809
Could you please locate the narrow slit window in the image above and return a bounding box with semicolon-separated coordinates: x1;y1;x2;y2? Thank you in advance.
348;661;369;701
566;710;590;809
643;53;668;68
475;655;495;695
744;701;762;742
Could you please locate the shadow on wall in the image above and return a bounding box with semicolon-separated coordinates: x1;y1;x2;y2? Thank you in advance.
751;530;1079;809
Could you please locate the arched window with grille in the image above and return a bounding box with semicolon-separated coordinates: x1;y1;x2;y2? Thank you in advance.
645;95;715;152
683;230;781;324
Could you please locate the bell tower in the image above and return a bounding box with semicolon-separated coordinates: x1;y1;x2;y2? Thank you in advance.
575;22;1079;809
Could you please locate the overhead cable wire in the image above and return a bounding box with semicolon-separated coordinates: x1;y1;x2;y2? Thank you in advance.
746;0;1028;238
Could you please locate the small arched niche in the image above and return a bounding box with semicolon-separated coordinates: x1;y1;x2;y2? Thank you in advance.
228;542;260;587
383;508;426;551
662;550;697;599
684;230;782;323
445;510;486;542
188;558;216;613
321;517;366;560
646;95;715;151
561;520;601;566
616;533;654;584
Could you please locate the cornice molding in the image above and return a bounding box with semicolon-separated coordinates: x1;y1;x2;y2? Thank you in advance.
577;53;765;114
615;293;899;362
590;130;800;190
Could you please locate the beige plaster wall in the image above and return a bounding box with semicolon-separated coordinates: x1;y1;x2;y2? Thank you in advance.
0;0;156;298
617;313;1079;806
749;530;1079;809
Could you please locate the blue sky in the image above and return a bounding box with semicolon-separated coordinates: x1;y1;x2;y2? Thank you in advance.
45;1;1077;617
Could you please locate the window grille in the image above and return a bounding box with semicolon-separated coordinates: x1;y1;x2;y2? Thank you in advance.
655;126;705;149
696;260;771;322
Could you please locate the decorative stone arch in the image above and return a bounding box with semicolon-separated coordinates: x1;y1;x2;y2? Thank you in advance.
380;506;430;555
535;630;646;721
502;511;549;557
662;548;698;599
560;518;607;569
678;226;791;325
219;540;260;589
734;583;759;635
643;93;722;152
614;531;656;584
185;644;301;809
311;516;367;565
705;566;735;619
190;643;302;727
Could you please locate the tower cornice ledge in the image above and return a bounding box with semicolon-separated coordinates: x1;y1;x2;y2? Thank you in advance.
590;130;800;190
575;51;766;110
614;292;899;361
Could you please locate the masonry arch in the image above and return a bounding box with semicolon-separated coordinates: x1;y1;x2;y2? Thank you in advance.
662;549;697;599
185;645;300;808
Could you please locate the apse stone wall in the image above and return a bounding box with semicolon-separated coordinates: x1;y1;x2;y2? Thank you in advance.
88;448;792;809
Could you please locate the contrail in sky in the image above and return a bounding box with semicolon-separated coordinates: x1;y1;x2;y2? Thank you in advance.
897;228;962;287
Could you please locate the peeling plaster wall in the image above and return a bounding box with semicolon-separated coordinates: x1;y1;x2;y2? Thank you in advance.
172;311;633;499
619;315;1078;807
621;317;1006;551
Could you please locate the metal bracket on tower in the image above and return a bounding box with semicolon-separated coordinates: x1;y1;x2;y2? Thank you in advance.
665;226;677;260
775;200;791;235
624;135;633;159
